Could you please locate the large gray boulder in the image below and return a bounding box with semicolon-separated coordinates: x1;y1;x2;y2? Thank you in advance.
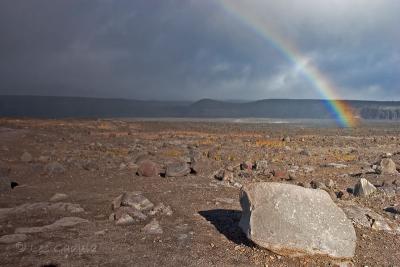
239;182;356;259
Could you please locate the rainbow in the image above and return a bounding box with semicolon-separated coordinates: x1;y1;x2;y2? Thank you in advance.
218;1;358;127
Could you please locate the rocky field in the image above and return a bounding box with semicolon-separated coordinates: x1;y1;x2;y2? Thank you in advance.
1;118;400;266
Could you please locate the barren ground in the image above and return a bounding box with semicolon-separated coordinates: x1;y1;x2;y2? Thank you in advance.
1;118;400;266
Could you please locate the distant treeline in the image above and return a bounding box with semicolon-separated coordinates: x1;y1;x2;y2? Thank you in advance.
1;95;400;120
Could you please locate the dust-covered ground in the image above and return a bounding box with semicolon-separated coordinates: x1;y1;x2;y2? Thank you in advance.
0;118;400;266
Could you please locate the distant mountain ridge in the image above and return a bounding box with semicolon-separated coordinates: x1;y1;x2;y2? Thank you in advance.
1;95;400;120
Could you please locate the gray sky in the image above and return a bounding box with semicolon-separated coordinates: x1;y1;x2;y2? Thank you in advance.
0;0;399;101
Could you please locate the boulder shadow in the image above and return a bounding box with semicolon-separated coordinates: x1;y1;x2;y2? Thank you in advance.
198;209;254;247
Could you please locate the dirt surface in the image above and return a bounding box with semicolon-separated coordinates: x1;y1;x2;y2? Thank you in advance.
1;118;400;266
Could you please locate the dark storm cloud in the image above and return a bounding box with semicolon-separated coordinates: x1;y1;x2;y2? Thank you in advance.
0;0;398;100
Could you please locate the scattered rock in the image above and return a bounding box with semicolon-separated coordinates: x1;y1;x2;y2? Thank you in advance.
115;213;135;226
271;169;287;179
165;162;191;177
310;180;328;191
15;217;89;234
282;136;291;142
21;152;33;163
148;203;173;216
384;205;400;215
115;207;147;221
214;169;233;181
323;163;348;169
239;182;356;258
111;194;123;210
0;233;28;244
354;178;377;197
142;219;163;235
0;202;84;220
137;160;159;177
44;162;65;175
255;160;268;172
120;192;154;211
240;161;253;171
376;158;398;175
299;149;311;156
340;202;394;232
49;193;68;202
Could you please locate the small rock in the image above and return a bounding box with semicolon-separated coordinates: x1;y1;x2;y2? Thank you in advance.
323;163;348;169
376;158;398;175
340;203;393;232
142;219;163;234
137;160;159;177
214;169;233;181
0;233;28;244
165;162;191;177
115;214;135;226
326;179;336;189
354;178;377;197
49;193;68;202
240;161;253;171
255;160;268;172
21;152;33;163
38;156;49;162
15;217;88;234
272;169;287;178
120;192;154;211
310;180;328;191
384;205;400;215
300;149;311;156
44;162;65;175
148;203;173;216
111;194;123;210
94;230;107;236
282;136;291;142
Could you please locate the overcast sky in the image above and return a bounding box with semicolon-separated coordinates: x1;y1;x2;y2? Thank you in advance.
0;0;399;101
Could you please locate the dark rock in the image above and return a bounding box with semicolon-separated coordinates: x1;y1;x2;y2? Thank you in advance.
384;205;400;215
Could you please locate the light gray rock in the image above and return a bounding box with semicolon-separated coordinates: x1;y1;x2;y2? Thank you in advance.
377;158;398;175
353;178;377;197
120;192;154;211
239;182;356;259
165;162;191;177
21;152;33;163
115;214;135;226
0;202;84;221
49;193;68;202
44;162;65;175
15;217;88;234
340;202;393;232
0;233;27;244
255;160;269;172
148;203;173;216
142;219;163;234
323;163;348;169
